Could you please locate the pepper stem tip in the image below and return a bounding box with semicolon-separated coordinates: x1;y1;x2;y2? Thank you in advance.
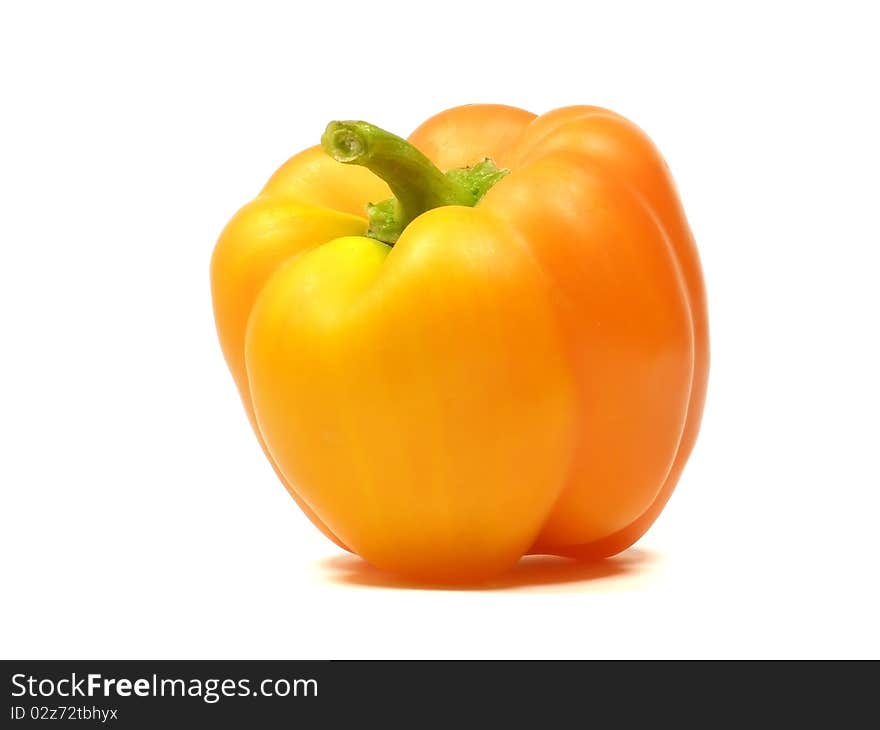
322;121;369;164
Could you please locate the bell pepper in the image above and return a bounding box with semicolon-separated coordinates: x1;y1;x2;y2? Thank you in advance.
210;104;708;582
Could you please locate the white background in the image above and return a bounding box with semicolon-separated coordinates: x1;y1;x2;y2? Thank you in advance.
1;1;878;659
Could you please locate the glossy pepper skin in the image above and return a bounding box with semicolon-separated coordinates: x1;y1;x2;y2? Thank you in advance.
210;104;708;582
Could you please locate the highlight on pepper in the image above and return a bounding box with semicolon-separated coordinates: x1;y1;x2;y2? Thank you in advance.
210;104;709;583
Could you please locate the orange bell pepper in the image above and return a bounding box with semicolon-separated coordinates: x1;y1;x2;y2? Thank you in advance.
210;104;708;582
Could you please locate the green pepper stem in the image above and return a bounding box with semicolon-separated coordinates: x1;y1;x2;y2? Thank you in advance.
321;120;508;244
